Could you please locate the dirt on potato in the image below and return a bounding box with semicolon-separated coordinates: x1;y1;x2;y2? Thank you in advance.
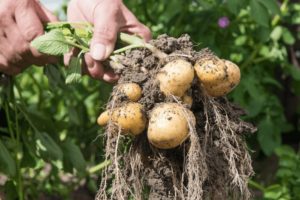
96;34;256;200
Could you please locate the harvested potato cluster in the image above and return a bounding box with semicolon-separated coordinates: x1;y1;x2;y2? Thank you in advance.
96;34;255;200
97;55;240;149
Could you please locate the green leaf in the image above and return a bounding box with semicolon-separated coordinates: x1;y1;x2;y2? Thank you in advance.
292;13;300;24
65;57;82;84
35;132;63;161
250;0;270;27
264;184;285;199
282;28;295;45
31;30;71;56
0;139;16;177
270;26;283;41
227;0;243;14
258;117;281;155
62;140;86;173
289;66;300;81
257;0;280;15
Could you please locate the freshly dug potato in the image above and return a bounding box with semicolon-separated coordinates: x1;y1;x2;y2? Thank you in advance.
195;57;241;97
117;83;142;102
147;103;195;149
97;103;147;135
194;56;226;87
157;59;194;97
97;110;109;126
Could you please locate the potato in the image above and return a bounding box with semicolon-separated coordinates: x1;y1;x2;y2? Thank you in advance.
157;59;194;97
147;103;195;149
97;103;147;135
97;110;109;126
117;83;142;102
194;56;226;87
195;57;241;97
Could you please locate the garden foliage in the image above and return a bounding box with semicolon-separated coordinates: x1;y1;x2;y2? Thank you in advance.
0;0;300;199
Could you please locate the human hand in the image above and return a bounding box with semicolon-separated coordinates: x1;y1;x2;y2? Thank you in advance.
67;0;151;82
0;0;58;75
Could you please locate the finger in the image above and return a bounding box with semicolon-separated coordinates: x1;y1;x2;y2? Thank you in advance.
64;48;80;66
83;53;104;79
90;4;122;61
120;4;152;41
0;59;22;75
27;47;58;66
103;70;119;83
34;0;59;23
0;17;26;65
14;1;44;41
67;0;88;22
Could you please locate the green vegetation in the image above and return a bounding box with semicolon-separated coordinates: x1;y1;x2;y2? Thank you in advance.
1;0;300;199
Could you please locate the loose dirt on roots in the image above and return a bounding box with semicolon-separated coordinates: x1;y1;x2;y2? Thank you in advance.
96;34;257;200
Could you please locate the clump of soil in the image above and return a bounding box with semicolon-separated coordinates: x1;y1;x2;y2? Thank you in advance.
96;34;256;200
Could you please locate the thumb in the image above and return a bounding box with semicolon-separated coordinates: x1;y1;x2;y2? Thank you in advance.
90;23;119;61
90;9;121;61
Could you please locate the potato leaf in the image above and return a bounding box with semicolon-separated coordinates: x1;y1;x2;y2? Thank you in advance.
31;30;71;56
250;0;270;27
65;57;82;84
62;140;86;173
35;131;63;161
257;0;280;15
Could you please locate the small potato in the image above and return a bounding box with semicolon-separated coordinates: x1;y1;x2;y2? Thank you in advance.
157;59;194;97
147;103;195;149
97;103;147;136
97;110;109;126
222;59;240;87
194;56;226;87
195;56;241;97
117;83;142;102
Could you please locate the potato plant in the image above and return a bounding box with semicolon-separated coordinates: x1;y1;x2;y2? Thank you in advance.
30;22;256;200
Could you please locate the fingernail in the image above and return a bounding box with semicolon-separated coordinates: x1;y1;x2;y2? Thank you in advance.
91;43;106;61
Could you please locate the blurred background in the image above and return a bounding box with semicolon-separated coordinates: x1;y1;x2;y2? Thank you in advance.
1;0;300;199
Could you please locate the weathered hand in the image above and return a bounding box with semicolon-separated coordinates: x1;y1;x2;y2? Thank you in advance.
0;0;58;75
67;0;151;82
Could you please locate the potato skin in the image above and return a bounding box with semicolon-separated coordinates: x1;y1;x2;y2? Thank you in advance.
97;110;109;126
194;56;226;87
147;103;195;149
118;83;142;102
195;57;241;97
97;103;147;136
157;59;194;97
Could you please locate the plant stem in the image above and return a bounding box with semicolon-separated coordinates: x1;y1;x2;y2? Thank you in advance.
248;180;265;192
118;33;168;60
88;160;111;174
4;81;24;200
66;40;89;52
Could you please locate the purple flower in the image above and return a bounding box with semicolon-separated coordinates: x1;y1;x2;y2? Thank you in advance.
218;17;230;28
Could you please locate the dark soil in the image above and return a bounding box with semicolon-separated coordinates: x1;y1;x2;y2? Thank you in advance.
96;34;256;200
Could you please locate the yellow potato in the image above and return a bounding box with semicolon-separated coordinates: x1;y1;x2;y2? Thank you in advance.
147;103;195;149
97;103;147;136
117;83;142;102
194;56;226;87
97;110;109;126
195;57;241;97
157;59;194;97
